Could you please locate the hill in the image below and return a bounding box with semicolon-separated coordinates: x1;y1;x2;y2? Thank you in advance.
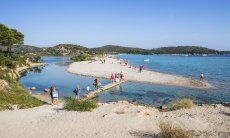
42;44;89;56
1;44;228;56
90;45;152;55
0;44;89;56
152;46;220;55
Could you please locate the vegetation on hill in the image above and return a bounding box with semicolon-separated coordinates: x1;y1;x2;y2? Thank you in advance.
0;24;43;111
152;46;220;55
0;53;28;69
220;51;230;55
90;45;152;55
70;54;93;62
5;44;228;56
0;82;44;110
11;45;43;54
0;56;43;110
41;44;89;56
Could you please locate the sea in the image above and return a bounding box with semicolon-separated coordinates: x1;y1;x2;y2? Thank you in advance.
19;54;230;107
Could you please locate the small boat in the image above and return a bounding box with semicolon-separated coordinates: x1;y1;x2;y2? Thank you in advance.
184;54;189;57
144;59;150;62
202;54;208;57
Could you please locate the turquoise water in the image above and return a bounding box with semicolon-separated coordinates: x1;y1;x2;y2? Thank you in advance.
19;55;230;106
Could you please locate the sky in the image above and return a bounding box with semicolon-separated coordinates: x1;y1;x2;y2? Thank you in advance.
0;0;230;50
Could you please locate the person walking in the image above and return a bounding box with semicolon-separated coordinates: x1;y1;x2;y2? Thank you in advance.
93;78;99;89
73;85;81;99
139;65;143;73
110;73;115;82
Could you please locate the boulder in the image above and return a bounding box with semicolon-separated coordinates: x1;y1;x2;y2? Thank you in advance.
159;105;168;112
0;80;9;91
30;87;36;90
44;88;50;93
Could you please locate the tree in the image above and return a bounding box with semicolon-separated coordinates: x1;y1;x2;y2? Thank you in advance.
0;24;24;57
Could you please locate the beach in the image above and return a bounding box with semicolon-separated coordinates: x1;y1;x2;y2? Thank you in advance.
0;100;229;138
67;57;212;89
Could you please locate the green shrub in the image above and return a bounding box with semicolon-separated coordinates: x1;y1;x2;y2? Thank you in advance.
64;98;98;111
70;54;93;62
172;99;194;110
159;122;193;138
0;82;43;110
0;53;27;69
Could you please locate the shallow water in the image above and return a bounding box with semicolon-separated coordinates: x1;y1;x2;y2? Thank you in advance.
19;55;230;106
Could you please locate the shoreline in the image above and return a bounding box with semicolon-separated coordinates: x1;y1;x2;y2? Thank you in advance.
16;62;47;74
67;57;212;89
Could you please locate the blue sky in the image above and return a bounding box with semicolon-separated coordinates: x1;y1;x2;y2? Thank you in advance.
0;0;230;50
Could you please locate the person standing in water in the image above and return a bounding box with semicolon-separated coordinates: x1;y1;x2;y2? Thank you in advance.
93;78;100;89
86;85;90;93
50;86;59;105
200;73;204;81
73;86;81;99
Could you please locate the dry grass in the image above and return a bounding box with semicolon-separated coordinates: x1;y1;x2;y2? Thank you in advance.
172;98;194;110
115;110;125;114
159;122;193;138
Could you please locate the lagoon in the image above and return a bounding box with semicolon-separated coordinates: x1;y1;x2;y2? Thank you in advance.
19;55;230;106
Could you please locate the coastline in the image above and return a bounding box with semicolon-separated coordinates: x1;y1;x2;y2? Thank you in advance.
67;57;212;89
16;62;47;74
1;59;228;138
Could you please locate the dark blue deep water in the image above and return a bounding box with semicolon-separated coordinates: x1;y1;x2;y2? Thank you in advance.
19;55;230;106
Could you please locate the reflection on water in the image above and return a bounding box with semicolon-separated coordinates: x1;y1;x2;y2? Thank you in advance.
19;56;230;106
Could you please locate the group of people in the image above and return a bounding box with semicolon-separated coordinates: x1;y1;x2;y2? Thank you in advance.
110;72;125;82
49;78;100;104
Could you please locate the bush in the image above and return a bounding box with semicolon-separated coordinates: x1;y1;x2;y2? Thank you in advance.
0;82;43;110
159;122;193;138
0;53;27;69
70;54;93;62
64;98;98;111
172;98;194;110
29;56;42;63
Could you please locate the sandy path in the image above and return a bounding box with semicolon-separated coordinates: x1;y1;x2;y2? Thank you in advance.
0;102;229;138
67;57;212;89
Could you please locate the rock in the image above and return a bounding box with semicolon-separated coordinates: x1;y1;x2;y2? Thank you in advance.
222;102;230;107
31;87;36;90
159;105;168;112
44;88;50;93
0;80;9;91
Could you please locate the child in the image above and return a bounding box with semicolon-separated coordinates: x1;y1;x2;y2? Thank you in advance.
50;86;59;105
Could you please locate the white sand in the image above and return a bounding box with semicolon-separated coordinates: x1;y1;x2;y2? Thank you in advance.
0;101;229;138
67;57;212;89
